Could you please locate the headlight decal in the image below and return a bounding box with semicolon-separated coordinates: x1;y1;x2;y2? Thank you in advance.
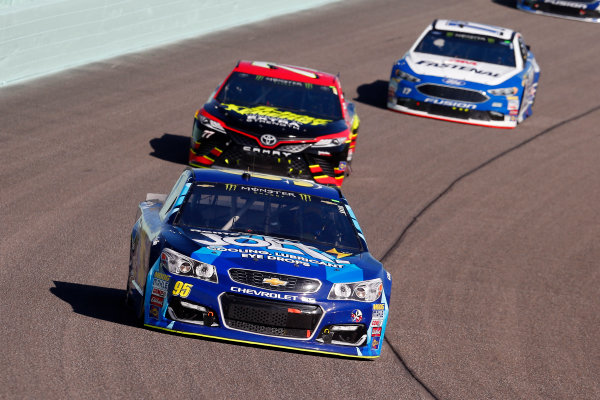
328;278;383;302
488;87;518;96
395;68;421;83
161;248;218;283
312;137;347;148
198;114;226;133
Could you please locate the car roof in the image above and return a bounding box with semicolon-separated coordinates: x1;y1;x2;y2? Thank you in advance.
189;167;343;199
433;20;515;41
233;60;340;86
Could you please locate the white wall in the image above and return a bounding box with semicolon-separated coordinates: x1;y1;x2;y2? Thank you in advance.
0;0;339;87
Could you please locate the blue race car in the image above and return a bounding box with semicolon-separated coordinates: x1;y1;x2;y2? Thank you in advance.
126;168;391;358
387;20;541;129
517;0;600;23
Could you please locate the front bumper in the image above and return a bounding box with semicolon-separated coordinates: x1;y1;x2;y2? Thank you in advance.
387;79;519;129
189;117;349;187
517;1;600;23
141;267;390;358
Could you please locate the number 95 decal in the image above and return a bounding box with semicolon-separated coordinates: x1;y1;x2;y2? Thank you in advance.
173;281;193;298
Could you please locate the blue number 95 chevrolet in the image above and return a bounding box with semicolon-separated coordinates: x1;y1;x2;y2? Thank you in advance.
126;168;391;358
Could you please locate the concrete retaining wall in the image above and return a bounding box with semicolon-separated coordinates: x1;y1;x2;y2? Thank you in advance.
0;0;339;86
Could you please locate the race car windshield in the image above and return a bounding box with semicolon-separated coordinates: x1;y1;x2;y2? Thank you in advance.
175;182;363;251
215;72;343;120
415;30;516;67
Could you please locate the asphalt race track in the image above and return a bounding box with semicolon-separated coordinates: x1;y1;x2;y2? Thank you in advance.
1;0;599;398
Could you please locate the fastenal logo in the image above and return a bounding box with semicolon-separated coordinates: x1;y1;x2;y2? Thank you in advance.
263;277;288;287
260;134;277;146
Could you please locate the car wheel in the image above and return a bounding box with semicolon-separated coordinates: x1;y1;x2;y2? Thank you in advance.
126;256;145;326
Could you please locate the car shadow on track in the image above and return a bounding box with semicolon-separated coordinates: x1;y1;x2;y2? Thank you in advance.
50;281;370;360
354;80;389;110
492;0;517;9
50;281;135;327
149;133;189;165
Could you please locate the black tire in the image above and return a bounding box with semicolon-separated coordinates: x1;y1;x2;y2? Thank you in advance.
125;256;145;326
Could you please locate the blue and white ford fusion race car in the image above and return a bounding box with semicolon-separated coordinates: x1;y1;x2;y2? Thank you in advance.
388;20;541;129
517;0;600;23
126;168;391;358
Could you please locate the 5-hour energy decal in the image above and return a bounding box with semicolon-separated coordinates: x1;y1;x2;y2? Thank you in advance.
173;281;193;298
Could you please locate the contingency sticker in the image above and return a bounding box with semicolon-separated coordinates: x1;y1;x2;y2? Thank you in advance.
150;272;170;319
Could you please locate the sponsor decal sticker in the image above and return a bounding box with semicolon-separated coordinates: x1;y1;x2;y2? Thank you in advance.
372;327;382;337
150;295;164;307
154;272;170;281
416;60;500;77
371;319;383;327
153;278;169;292
373;304;385;310
243;146;292;158
424;98;477;110
149;305;160;319
351;309;363;323
371;338;380;350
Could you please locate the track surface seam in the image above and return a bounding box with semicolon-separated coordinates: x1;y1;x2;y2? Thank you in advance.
378;104;600;400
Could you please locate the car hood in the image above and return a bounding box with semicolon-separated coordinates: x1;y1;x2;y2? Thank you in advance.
169;228;381;284
406;52;519;86
204;100;348;140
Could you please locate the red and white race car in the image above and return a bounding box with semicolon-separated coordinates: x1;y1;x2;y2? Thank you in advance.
189;61;360;187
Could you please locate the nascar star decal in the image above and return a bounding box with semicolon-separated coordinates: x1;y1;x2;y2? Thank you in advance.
326;248;353;259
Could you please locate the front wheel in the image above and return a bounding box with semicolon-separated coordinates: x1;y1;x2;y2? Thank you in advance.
125;257;145;326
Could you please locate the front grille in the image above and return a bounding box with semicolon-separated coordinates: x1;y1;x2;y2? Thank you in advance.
227;130;313;153
229;269;321;293
220;293;323;338
214;145;311;179
227;130;260;147
417;84;489;103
